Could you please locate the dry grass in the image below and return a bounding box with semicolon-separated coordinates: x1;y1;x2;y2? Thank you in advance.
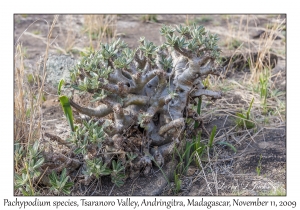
20;15;118;55
61;15;77;54
21;15;78;55
83;15;117;50
14;43;44;144
249;17;285;82
15;16;59;142
141;14;158;23
221;15;285;81
14;44;27;143
14;15;59;195
211;15;286;121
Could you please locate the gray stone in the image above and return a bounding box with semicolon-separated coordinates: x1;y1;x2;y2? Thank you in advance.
40;54;77;87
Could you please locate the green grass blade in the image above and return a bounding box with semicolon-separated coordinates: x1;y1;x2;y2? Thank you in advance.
184;140;192;169
217;141;237;153
57;79;65;96
236;113;246;119
151;157;170;186
197;96;202;115
194;132;201;152
208;125;217;148
194;132;206;158
174;146;183;163
194;97;202;129
246;98;254;120
245;120;255;129
174;173;181;193
59;95;75;131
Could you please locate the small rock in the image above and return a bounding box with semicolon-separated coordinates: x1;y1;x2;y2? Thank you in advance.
56;129;63;134
187;166;197;176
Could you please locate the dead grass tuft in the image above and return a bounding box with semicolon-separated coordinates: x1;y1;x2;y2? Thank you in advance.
83;15;117;50
249;17;285;82
14;15;59;195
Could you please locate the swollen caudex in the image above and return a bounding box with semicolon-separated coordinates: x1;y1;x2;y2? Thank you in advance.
64;24;222;184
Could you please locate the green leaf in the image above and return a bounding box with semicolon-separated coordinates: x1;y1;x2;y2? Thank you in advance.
194;97;202;129
32;141;39;155
42;94;47;102
57;79;65;96
73;147;83;155
25;108;31;118
126;152;138;161
56;179;61;188
62;188;71;195
197;97;202;115
27;74;35;84
236;98;255;129
49;172;58;186
245;121;255;129
194;132;202;154
208;125;217;148
61;177;69;189
112;160;117;170
33;171;41;179
113;179;124;187
174;173;181;193
183;140;192;170
246;98;254;120
71;85;82;91
14;174;22;182
59;96;75;132
60;168;67;181
102;169;112;176
22;173;28;182
111;173;125;187
236;113;246;119
21;188;31;196
64;182;74;189
174;146;183;162
217;141;237;153
33;157;44;170
85;159;93;166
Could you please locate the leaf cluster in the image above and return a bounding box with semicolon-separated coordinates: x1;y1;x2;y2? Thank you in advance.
68;120;106;155
137;112;152;129
159;54;173;71
236;98;255;129
14;141;44;196
140;39;157;57
161;24;221;59
84;158;111;179
49;168;74;195
111;160;126;187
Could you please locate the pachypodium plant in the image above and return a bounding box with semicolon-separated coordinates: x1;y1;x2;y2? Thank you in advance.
65;24;222;183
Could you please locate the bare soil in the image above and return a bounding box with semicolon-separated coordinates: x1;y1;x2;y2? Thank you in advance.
14;14;286;196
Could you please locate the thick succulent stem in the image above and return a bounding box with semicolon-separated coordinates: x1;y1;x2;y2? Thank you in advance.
70;99;113;117
159;118;185;136
191;89;222;99
63;24;223;185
